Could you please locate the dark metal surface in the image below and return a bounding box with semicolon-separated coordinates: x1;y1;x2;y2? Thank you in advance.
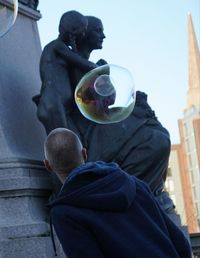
190;233;200;258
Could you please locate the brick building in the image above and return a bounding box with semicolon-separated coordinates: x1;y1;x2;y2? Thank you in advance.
166;14;200;234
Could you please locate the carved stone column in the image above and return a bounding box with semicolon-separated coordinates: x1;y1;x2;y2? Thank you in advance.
0;1;65;257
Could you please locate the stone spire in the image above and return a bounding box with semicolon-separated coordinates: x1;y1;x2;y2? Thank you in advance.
186;14;200;110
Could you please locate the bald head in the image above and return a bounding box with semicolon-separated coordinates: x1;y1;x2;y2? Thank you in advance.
44;128;86;175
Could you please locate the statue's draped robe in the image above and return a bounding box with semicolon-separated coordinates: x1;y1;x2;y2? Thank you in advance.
72;91;170;195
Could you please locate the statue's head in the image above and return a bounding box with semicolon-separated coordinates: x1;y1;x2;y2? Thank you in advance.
83;16;106;50
59;10;88;41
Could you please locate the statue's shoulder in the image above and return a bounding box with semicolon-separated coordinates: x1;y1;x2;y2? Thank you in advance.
43;39;59;49
42;39;66;54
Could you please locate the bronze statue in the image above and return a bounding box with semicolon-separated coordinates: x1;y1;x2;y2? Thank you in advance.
34;13;174;215
72;17;172;211
33;11;97;135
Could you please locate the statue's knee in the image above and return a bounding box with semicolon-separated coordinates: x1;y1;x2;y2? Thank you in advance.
37;106;48;123
37;102;54;122
37;102;60;123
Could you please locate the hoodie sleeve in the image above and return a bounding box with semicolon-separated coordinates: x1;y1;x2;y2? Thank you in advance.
52;209;105;258
161;212;192;258
143;184;192;258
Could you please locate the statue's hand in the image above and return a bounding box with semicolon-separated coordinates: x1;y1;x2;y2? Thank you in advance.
89;61;98;70
96;59;108;66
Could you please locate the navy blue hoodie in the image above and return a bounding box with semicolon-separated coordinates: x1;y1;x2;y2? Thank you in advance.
51;161;191;258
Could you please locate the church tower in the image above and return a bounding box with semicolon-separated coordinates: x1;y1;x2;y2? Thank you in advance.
186;13;200;110
166;14;200;233
181;13;200;231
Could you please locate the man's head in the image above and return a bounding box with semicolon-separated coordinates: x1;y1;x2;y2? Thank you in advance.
44;128;87;183
82;16;105;50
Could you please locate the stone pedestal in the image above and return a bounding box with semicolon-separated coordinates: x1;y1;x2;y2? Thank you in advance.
0;1;65;257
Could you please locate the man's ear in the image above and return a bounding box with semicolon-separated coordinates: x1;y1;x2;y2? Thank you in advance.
82;148;87;161
43;159;53;172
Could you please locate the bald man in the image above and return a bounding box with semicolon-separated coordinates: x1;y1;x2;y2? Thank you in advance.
44;128;191;258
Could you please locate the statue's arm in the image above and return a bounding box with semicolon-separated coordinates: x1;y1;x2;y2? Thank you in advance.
96;59;107;66
55;42;97;72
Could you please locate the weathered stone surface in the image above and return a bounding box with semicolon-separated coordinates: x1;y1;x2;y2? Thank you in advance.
1;237;66;258
0;1;45;161
0;2;65;257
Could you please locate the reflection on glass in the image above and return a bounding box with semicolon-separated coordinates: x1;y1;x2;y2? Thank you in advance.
0;0;18;38
75;64;136;124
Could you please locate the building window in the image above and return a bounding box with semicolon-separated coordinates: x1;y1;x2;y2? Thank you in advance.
193;187;197;199
183;122;188;136
167;167;172;177
185;139;190;153
195;203;199;219
188;154;193;168
190;169;195;183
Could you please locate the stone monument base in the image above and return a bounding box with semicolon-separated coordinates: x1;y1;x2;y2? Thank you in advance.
0;159;66;258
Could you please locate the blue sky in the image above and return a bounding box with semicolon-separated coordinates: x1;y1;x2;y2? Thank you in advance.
37;0;200;143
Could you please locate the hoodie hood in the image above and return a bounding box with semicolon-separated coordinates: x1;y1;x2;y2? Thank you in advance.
52;161;136;212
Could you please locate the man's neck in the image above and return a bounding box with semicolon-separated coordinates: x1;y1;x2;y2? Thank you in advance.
57;173;67;184
77;45;91;60
57;162;85;184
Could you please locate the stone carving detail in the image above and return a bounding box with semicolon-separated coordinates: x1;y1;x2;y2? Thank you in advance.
19;0;39;10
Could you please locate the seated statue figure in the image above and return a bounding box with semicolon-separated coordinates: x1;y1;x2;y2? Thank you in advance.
68;16;175;217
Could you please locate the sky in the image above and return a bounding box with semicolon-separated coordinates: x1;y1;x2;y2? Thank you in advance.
37;0;200;144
